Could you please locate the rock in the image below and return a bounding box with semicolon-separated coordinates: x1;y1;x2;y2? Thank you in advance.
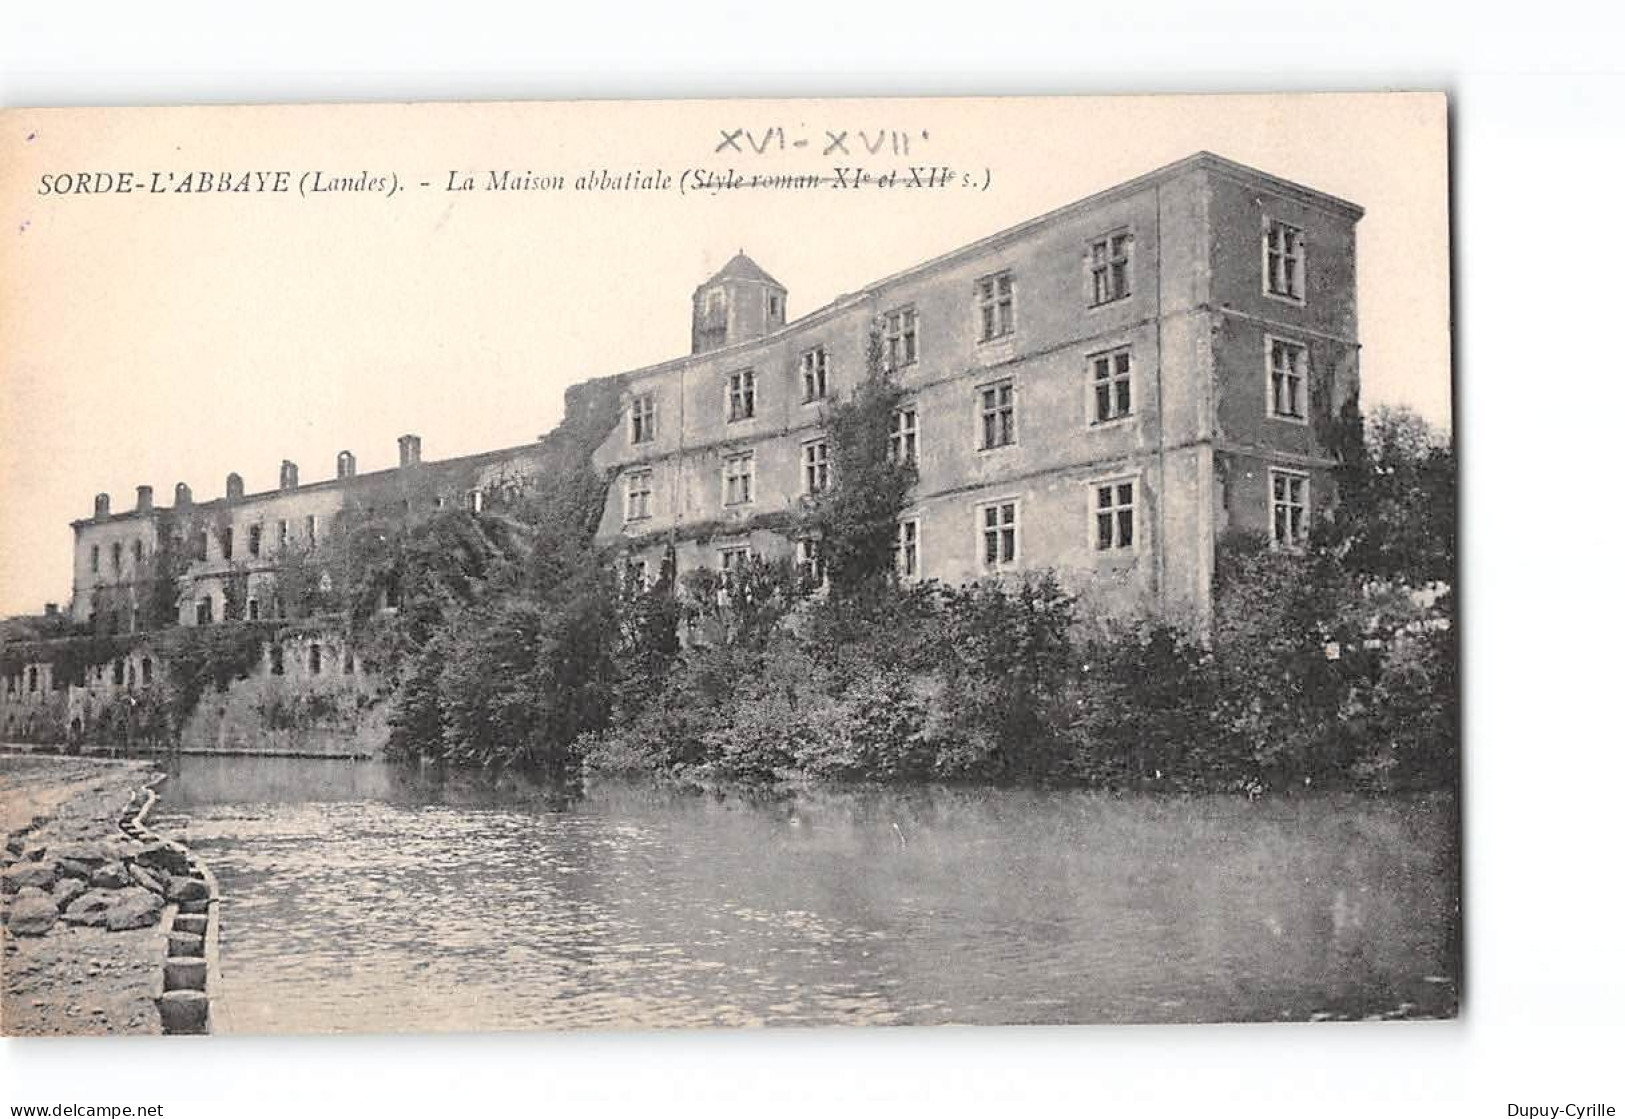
57;858;96;881
133;842;190;877
172;913;208;936
167;930;204;957
53;840;116;865
89;862;131;890
104;888;164;931
61;888;123;927
157;990;208;1034
128;864;166;896
51;878;87;910
165;876;208;903
2;861;59;894
164;957;208;992
6;887;59;936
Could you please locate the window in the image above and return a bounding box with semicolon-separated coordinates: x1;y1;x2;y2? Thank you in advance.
1091;347;1133;423
1270;469;1310;550
343;651;356;675
630;392;658;443
723;451;755;506
980;379;1016;449
306;514;318;542
624;469;653;521
727;369;757;422
90;545;100;573
140;658;153;686
1089;231;1133;306
980;502;1018;569
719;545;751;581
1095;480;1136;551
768;294;782;319
113;659;125;686
269;643;284;675
890;406;918;464
800;347;829;402
195;597;213;626
278;520;289;548
1268;337;1309;420
624;558;649;591
248;524;262;557
222;527;234;561
802;439;830;494
795;538;825;585
133;541;144;564
883;306;918;369
976;271;1015;341
111;542;123;573
191;531;207;562
1265;219;1306;301
247;598;260;622
895;518;920;579
309;644;322;675
28;666;38;692
467;490;484;514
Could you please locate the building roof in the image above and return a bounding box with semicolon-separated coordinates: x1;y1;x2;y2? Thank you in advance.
701;251;783;291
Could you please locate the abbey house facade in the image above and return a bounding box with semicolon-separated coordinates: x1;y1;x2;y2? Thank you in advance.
60;151;1360;639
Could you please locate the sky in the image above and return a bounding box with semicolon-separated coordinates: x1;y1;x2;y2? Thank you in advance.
0;92;1450;616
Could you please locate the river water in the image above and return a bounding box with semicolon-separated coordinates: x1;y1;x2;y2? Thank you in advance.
152;755;1459;1034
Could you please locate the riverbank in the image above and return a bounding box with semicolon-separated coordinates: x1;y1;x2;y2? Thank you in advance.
1;755;167;1036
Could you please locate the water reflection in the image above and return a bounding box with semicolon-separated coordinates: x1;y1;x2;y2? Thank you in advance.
154;755;1458;1034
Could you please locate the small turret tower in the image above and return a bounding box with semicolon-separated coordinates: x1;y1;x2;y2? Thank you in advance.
690;251;787;354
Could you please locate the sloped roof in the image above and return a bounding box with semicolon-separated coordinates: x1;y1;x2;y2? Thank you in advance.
702;251;783;290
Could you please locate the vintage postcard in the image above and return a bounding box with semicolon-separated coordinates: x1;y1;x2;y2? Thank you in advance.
0;93;1455;1035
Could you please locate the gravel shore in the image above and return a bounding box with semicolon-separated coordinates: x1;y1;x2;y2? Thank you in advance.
2;755;166;1036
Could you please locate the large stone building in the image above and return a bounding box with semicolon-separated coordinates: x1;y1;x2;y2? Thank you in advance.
594;152;1361;627
58;150;1360;640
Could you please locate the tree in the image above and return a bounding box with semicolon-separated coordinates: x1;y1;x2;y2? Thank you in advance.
809;327;917;597
1327;405;1455;586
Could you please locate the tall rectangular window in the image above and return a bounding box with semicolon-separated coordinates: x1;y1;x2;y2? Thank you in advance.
1089;231;1133;306
980;502;1018;569
90;544;100;573
630;392;658;443
248;524;263;557
133;541;143;564
625;469;653;521
795;538;825;585
1268;337;1309;420
723;451;755;506
980;380;1016;449
883;306;918;369
1271;469;1310;550
719;545;751;582
976;271;1015;341
278;519;289;548
727;370;757;422
1091;347;1133;423
1095;480;1136;551
895;518;920;579
306;514;318;542
111;542;123;572
800;347;829;402
1265;219;1306;301
802;439;830;494
221;527;234;561
890;406;918;464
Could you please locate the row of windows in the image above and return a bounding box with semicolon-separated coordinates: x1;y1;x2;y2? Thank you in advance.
621;468;1311;590
5;657;157;694
628;326;1312;463
632;218;1308;445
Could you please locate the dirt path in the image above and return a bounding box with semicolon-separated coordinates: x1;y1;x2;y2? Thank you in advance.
1;755;166;1036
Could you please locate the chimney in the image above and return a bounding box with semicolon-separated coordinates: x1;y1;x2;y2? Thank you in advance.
279;460;300;491
336;450;356;479
398;434;422;468
136;485;153;514
174;482;192;507
226;472;245;502
94;493;110;521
